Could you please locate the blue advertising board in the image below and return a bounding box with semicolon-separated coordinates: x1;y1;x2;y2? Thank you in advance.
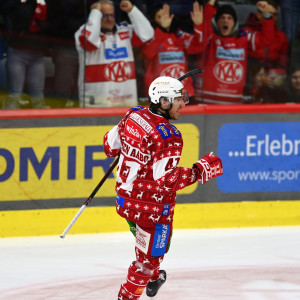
217;122;300;193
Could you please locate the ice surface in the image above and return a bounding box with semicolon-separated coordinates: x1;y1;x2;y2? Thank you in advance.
1;227;300;299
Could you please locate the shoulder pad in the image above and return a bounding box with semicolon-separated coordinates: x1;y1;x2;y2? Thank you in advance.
169;124;182;137
156;124;172;140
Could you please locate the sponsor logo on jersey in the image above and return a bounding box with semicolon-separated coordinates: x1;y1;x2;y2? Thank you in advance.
135;287;145;295
131;113;152;133
162;204;170;215
167;38;174;45
125;119;145;142
105;47;128;59
159;51;185;64
118;31;130;40
131;106;145;111
156;124;171;140
213;60;244;84
122;141;151;164
167;167;180;183
136;231;147;248
116;195;125;207
216;46;245;61
151;224;170;256
136;225;151;254
104;61;133;82
170;124;181;137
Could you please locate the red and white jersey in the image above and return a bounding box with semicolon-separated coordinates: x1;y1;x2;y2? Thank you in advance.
104;106;200;226
243;13;288;70
195;4;275;104
141;26;203;97
75;7;154;107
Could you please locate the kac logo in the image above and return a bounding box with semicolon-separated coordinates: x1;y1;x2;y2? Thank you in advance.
161;64;185;79
213;60;244;84
105;61;132;82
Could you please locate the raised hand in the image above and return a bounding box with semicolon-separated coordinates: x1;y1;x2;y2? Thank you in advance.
120;0;133;13
160;4;174;30
256;1;270;14
190;1;203;26
91;1;101;11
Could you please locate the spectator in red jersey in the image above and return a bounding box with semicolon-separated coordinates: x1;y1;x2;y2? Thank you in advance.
243;0;288;79
140;2;203;99
75;0;154;107
193;0;276;104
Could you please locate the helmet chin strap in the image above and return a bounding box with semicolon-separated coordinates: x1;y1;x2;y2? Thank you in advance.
160;104;172;120
149;101;172;120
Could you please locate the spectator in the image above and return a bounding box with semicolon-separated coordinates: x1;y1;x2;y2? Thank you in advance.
244;57;286;103
282;65;300;103
75;0;154;107
243;0;289;73
141;3;203;98
1;0;49;109
146;0;196;33
260;67;286;102
193;0;276;104
40;0;87;108
243;57;266;103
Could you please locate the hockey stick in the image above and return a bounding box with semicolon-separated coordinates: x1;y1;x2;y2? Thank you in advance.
60;156;119;238
177;69;203;82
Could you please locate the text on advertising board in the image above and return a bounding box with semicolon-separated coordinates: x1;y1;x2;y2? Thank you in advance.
0;124;199;201
217;122;300;193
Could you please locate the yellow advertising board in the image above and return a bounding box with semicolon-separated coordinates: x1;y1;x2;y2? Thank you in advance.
0;124;199;201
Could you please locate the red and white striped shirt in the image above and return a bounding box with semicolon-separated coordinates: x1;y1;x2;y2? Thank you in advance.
75;7;154;107
104;106;201;227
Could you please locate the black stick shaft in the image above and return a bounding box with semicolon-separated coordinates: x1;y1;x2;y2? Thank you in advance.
177;69;203;82
60;156;119;238
84;156;119;206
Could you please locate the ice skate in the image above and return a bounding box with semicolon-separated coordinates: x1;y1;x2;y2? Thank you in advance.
146;270;166;297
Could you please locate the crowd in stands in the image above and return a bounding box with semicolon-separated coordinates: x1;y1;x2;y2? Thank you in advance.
0;0;299;109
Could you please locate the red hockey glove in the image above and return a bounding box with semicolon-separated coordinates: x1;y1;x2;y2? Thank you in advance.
193;152;223;184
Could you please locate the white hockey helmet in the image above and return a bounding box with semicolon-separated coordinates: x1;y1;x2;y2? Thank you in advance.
148;76;189;105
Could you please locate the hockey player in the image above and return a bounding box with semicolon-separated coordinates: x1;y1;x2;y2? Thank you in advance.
103;75;223;300
75;0;154;107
